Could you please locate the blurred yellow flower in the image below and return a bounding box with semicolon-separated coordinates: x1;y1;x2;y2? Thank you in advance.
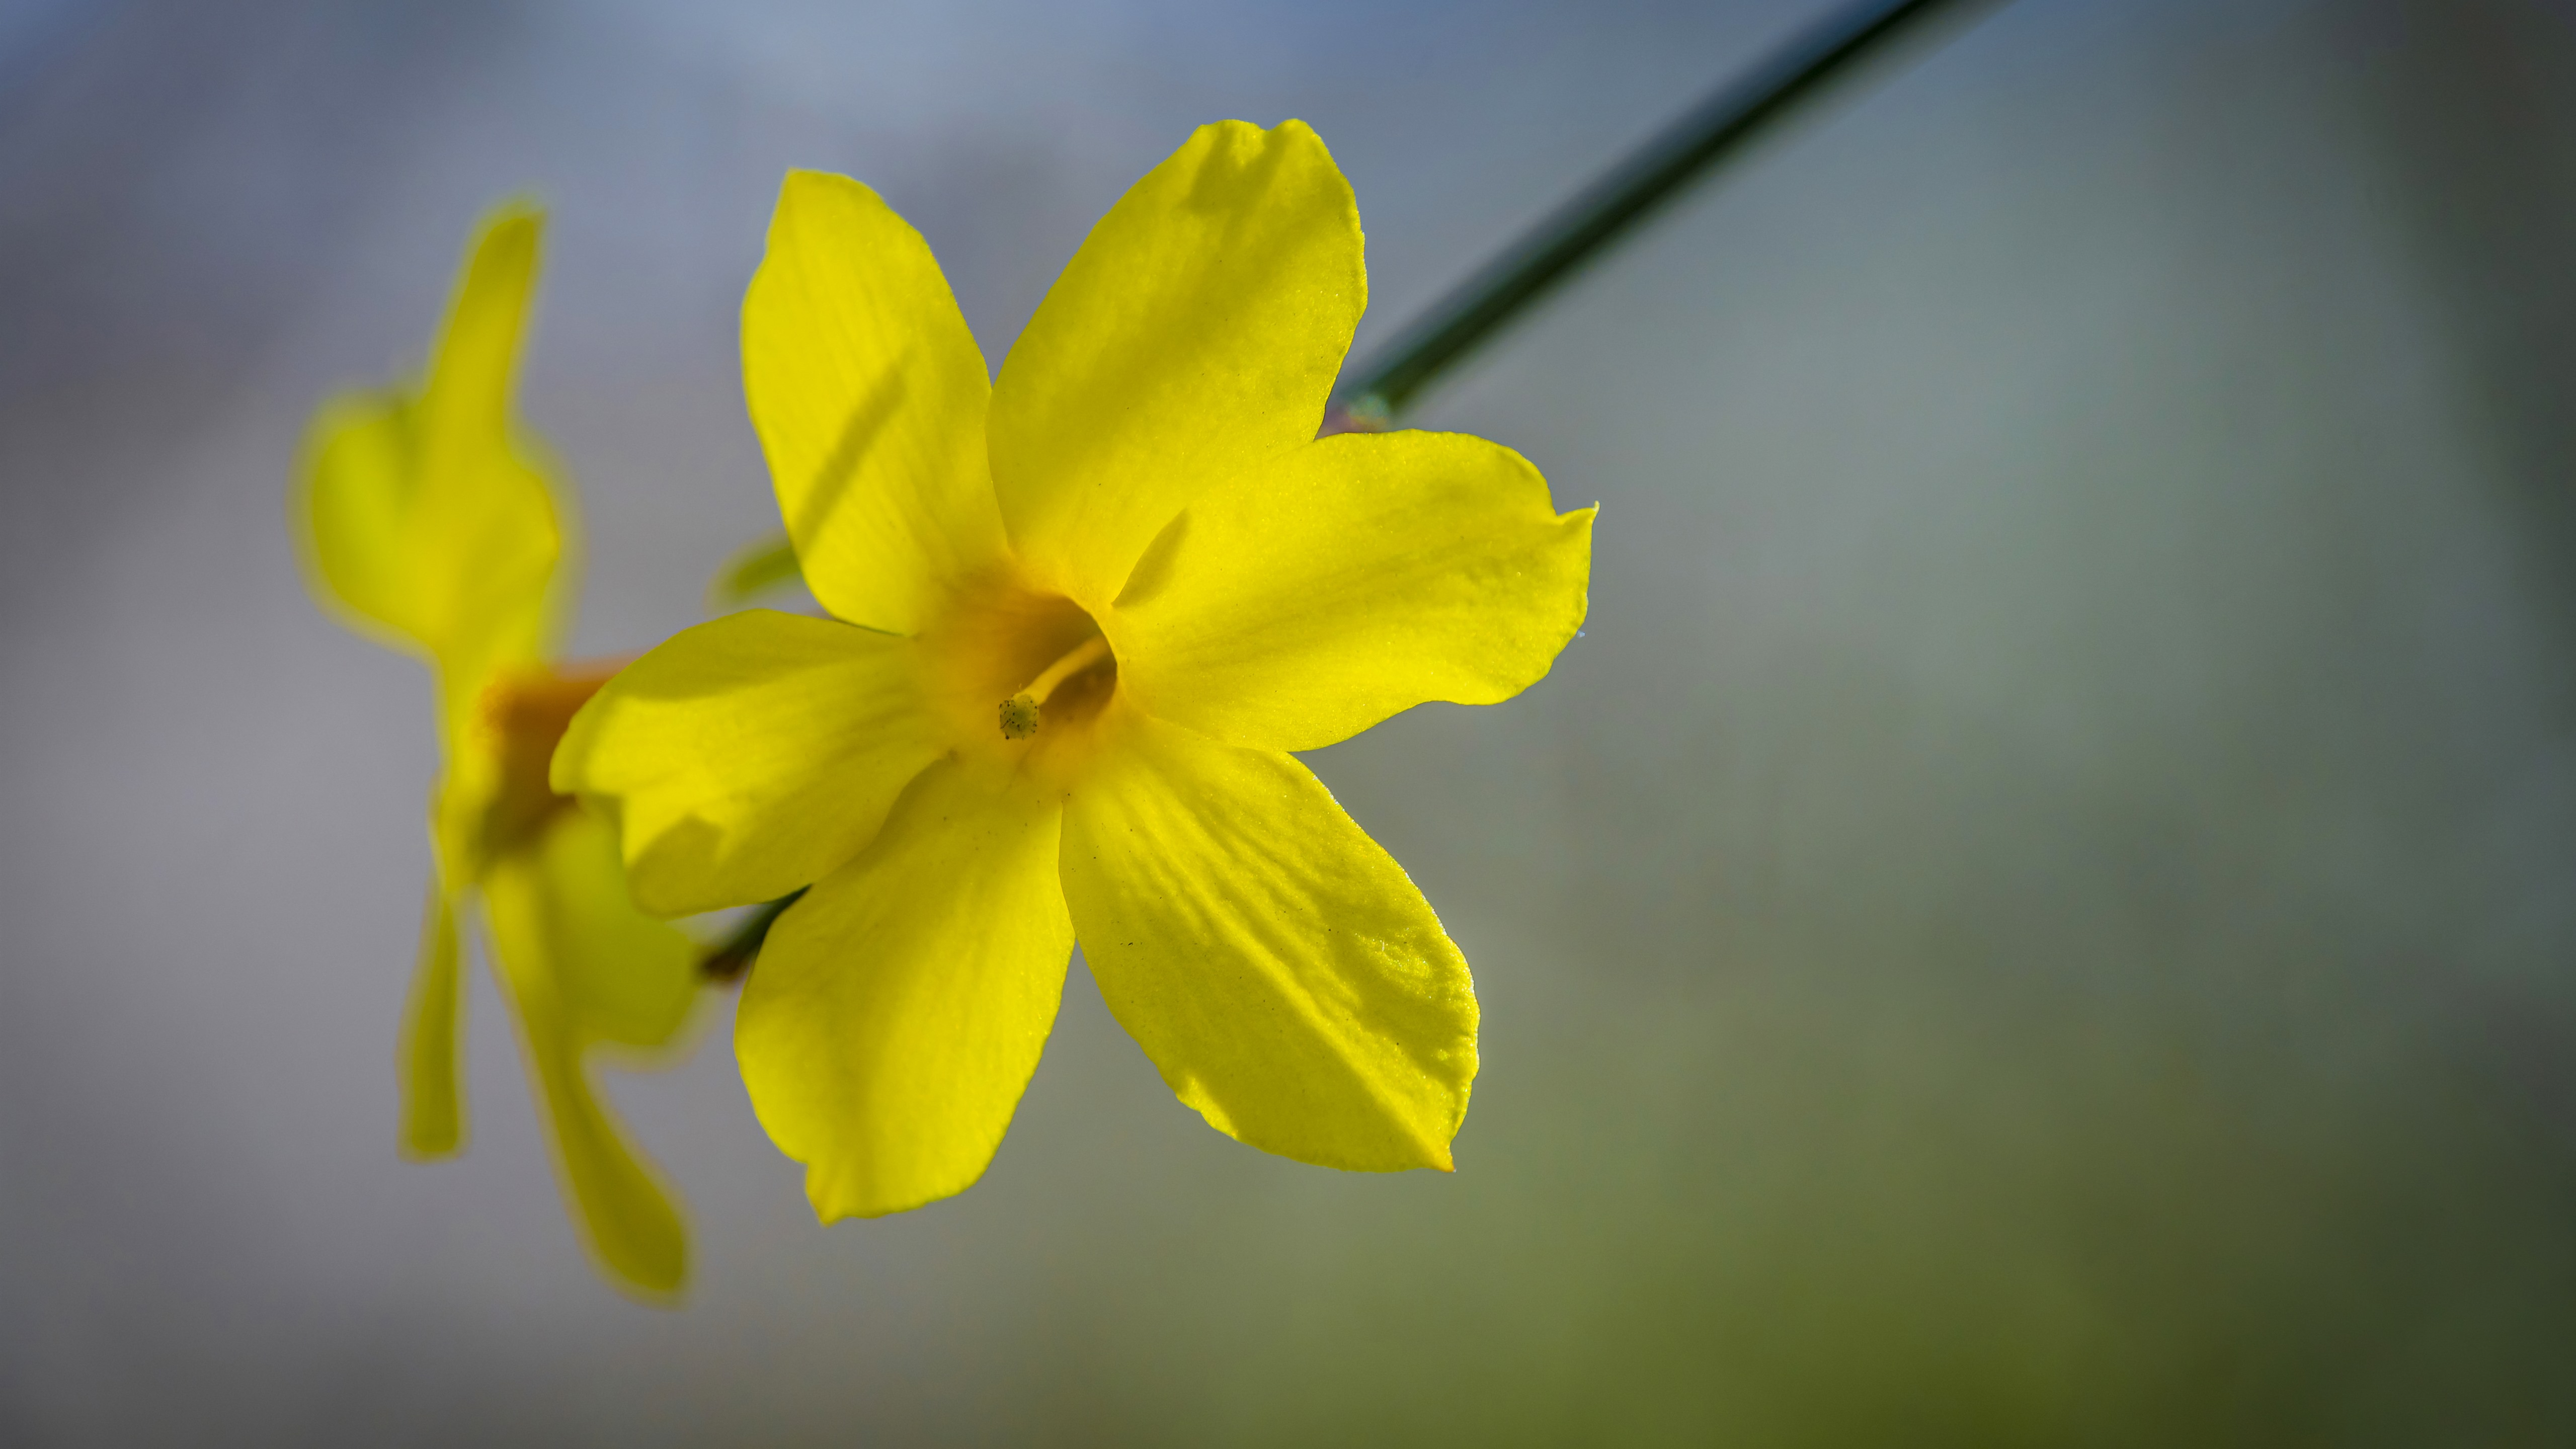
292;204;701;1296
555;121;1594;1221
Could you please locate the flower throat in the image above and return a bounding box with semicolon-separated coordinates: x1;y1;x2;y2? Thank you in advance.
999;632;1113;740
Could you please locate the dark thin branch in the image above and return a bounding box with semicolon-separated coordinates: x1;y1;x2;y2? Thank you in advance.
1332;0;2007;422
692;1;2006;980
700;888;807;982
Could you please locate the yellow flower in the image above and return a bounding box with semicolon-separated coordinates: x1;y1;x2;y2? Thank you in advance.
292;204;701;1296
554;121;1594;1222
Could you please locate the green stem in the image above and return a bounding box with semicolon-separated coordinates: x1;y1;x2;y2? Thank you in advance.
1331;0;2006;424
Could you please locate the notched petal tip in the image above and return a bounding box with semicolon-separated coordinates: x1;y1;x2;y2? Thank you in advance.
1171;1068;1465;1175
804;1166;959;1225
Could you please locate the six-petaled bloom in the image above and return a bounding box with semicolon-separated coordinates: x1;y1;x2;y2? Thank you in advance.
554;120;1595;1221
294;205;702;1294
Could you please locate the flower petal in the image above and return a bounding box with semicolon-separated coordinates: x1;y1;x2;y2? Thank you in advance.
553;609;945;917
737;759;1073;1222
514;808;703;1053
1111;431;1594;752
479;809;700;1297
989;119;1363;607
1061;712;1475;1171
745;171;1006;634
516;1025;687;1298
420;202;544;456
293;205;562;700
398;877;466;1158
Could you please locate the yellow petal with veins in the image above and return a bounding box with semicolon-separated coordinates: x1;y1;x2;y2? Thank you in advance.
738;759;1073;1222
745;171;1007;634
480;807;699;1298
1062;709;1475;1172
1111;430;1594;752
988;119;1362;608
554;610;947;917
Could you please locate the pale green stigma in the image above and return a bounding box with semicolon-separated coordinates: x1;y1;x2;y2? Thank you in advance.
999;694;1040;740
997;633;1112;740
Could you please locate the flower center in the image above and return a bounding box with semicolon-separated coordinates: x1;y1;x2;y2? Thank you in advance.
918;571;1121;764
999;632;1114;740
475;660;622;849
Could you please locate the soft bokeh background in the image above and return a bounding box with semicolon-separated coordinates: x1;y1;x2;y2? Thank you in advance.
10;0;2576;1440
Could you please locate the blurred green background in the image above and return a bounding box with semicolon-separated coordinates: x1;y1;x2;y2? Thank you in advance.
9;0;2576;1441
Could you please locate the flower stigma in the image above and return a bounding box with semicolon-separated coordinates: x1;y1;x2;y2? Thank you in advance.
999;632;1114;741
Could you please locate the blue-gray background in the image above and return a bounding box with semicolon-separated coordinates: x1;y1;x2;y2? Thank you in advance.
8;0;2576;1441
